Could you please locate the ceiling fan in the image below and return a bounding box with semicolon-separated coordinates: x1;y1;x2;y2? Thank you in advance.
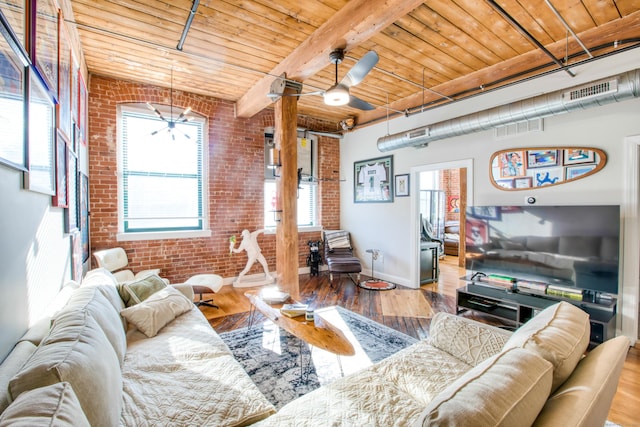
146;68;193;140
269;48;379;110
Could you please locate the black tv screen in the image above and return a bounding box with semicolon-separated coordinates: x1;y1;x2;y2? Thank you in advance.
465;205;620;295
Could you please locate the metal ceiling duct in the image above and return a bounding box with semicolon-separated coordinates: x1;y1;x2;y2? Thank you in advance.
377;69;640;152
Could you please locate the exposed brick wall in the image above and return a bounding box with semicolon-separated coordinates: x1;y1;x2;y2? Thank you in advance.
440;168;461;222
88;75;339;283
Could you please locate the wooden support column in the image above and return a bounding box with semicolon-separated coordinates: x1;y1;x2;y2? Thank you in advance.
274;87;300;299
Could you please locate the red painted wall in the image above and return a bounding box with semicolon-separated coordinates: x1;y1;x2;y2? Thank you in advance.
88;75;340;283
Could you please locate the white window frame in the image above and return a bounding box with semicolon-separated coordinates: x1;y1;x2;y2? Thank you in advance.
116;103;211;241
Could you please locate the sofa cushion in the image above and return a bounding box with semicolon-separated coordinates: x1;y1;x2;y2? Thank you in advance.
8;310;122;427
0;382;90;427
414;347;553;427
503;301;590;391
57;286;127;365
324;230;352;250
118;274;167;307
533;335;629;427
428;312;512;366
0;341;37;413
120;285;193;338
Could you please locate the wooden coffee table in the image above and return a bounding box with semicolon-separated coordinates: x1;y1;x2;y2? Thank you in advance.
244;291;355;357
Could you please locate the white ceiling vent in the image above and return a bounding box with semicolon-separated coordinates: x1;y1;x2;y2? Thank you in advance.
563;78;618;103
495;118;544;139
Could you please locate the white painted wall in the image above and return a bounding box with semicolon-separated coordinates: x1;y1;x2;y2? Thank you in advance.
339;48;640;341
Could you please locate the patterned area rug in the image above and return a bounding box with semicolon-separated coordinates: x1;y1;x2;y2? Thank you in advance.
358;279;396;290
219;306;417;409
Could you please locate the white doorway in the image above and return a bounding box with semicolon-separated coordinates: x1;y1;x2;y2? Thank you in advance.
409;159;474;288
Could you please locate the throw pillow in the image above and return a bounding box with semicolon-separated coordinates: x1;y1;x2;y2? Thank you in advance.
502;301;590;392
118;274;167;307
413;347;553;427
0;382;90;427
325;230;351;250
120;286;193;338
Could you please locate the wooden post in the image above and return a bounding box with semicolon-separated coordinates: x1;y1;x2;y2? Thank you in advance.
274;86;300;299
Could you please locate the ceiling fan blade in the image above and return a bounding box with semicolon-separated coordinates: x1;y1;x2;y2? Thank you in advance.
347;95;375;111
341;51;379;88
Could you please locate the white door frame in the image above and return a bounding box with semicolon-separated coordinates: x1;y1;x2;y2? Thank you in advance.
409;159;474;289
621;135;640;344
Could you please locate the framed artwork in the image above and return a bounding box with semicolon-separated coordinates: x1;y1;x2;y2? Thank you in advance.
527;150;559;168
33;0;58;98
71;51;78;126
24;67;56;195
566;164;596;180
52;131;68;207
0;17;28;171
496;179;514;189
70;231;82;282
448;195;460;213
57;16;72;140
79;172;90;263
564;149;595;165
498;150;525;177
514;176;533;189
395;174;409;197
77;70;87;145
354;155;393;203
0;0;26;48
532;167;563;187
491;147;606;191
65;150;78;232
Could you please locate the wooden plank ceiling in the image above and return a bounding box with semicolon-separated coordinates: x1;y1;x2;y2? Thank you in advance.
69;0;640;130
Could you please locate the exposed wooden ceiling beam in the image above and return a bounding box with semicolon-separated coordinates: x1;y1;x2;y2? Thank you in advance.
235;0;425;118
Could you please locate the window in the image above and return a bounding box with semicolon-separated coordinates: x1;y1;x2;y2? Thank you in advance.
264;133;318;229
118;104;208;239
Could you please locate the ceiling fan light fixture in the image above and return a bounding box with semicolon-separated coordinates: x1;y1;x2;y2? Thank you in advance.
324;85;349;106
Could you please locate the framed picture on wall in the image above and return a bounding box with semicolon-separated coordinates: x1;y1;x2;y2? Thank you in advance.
395;174;409;197
354;155;393;203
24;67;56;195
52;131;68;207
0;18;28;171
79;172;90;263
33;0;58;98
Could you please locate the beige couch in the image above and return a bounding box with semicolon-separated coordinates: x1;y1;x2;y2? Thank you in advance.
254;302;629;427
0;268;275;426
0;269;629;427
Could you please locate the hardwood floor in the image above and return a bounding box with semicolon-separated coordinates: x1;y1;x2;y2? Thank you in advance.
200;256;639;426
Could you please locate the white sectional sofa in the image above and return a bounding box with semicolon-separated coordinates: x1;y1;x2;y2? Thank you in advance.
254;302;629;427
0;268;275;426
0;268;629;426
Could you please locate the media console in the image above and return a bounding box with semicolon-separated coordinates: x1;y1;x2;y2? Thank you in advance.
457;279;617;346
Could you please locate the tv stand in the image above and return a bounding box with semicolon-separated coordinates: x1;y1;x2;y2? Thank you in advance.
457;279;617;346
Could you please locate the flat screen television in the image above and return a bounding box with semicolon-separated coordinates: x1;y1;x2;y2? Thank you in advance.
465;205;620;296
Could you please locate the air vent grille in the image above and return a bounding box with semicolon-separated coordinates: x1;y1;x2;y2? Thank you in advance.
407;128;428;139
495;118;543;139
564;79;618;103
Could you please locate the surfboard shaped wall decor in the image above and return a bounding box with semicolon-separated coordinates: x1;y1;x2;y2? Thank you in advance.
490;147;606;191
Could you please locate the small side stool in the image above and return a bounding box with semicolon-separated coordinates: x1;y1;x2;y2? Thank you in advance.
185;274;223;309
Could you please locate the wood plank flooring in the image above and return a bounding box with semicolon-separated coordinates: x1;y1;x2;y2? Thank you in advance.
200;256;639;426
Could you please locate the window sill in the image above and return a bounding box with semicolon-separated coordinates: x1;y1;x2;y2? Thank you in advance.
262;226;323;234
116;229;212;242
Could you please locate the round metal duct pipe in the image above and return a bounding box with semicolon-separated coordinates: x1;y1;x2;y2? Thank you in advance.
377;69;640;152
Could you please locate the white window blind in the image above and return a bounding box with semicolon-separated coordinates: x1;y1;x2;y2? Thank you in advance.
119;105;206;233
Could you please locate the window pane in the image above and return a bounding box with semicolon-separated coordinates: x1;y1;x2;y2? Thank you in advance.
264;180;317;227
120;105;204;233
